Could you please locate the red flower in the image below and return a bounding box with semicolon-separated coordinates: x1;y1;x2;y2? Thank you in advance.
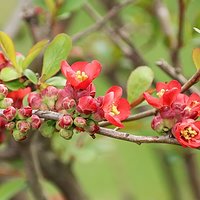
172;119;200;148
102;86;130;128
144;80;181;109
0;51;10;70
7;87;31;108
61;60;101;89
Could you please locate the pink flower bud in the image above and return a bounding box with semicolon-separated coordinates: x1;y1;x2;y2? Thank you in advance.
5;121;15;130
16;120;31;133
18;106;32;119
41;86;58;97
84;120;99;133
58;115;73;129
0;98;13;108
62;97;76;110
3;106;16;121
0;84;8;100
30;115;42;129
28;93;42;109
74;117;86;128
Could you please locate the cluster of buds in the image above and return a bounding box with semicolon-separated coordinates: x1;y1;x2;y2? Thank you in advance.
28;60;131;140
144;80;200;148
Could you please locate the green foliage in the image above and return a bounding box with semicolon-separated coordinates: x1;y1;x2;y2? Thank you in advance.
23;39;49;69
39;120;56;138
46;76;66;87
41;33;72;81
127;66;154;102
0;67;21;82
4;79;24;90
0;31;17;70
23;69;38;84
0;178;26;200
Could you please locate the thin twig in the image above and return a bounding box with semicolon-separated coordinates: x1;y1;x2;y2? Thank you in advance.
72;0;135;43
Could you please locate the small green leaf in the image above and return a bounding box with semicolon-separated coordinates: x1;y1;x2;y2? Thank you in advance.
23;69;38;84
46;76;66;87
0;67;21;82
0;31;17;68
5;79;24;90
193;27;200;34
41;33;72;81
23;39;49;69
127;66;154;102
0;178;26;200
192;48;200;69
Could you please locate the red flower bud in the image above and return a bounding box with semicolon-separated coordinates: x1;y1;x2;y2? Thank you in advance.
77;96;97;114
3;106;16;121
18;106;32;119
62;97;76;110
74;117;86;128
28;93;42;109
5;121;15;131
84;120;99;133
58;115;73;129
16;120;31;133
30;115;42;129
41;86;58;97
0;84;8;100
0;98;13;108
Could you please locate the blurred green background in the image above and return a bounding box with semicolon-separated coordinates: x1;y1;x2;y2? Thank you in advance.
0;0;200;200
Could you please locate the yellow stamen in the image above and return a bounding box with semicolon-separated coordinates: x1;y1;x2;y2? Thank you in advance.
110;105;120;116
157;89;167;98
76;70;88;81
181;126;198;140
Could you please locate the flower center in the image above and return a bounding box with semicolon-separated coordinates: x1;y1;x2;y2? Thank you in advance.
76;70;88;81
157;89;167;98
181;126;197;140
110;105;120;116
185;101;199;111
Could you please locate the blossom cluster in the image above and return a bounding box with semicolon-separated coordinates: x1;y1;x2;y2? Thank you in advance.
27;60;130;140
144;80;200;148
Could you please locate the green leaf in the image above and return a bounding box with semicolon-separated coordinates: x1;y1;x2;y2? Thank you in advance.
46;76;66;87
0;31;17;69
193;27;200;34
0;67;21;82
41;33;72;81
127;66;154;102
45;0;56;15
23;39;49;69
23;69;38;84
192;48;200;69
5;79;24;90
0;178;26;200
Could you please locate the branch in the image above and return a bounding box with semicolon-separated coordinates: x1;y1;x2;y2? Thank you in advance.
72;0;135;42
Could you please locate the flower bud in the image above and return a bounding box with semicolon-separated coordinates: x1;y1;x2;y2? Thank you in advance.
41;86;58;97
0;84;8;100
3;106;16;121
39;120;55;138
12;129;27;141
5;121;15;130
57;115;73;129
77;96;97;114
84;120;99;133
59;128;73;140
0;98;13;108
30;115;42;129
17;106;32;119
62;97;76;110
74;117;86;128
28;93;42;109
16;120;31;133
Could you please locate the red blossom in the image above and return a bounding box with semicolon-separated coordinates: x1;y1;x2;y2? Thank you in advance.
144;80;181;109
172;119;200;148
77;96;97;114
61;60;101;89
8;87;31;108
102;86;130;128
0;51;10;70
